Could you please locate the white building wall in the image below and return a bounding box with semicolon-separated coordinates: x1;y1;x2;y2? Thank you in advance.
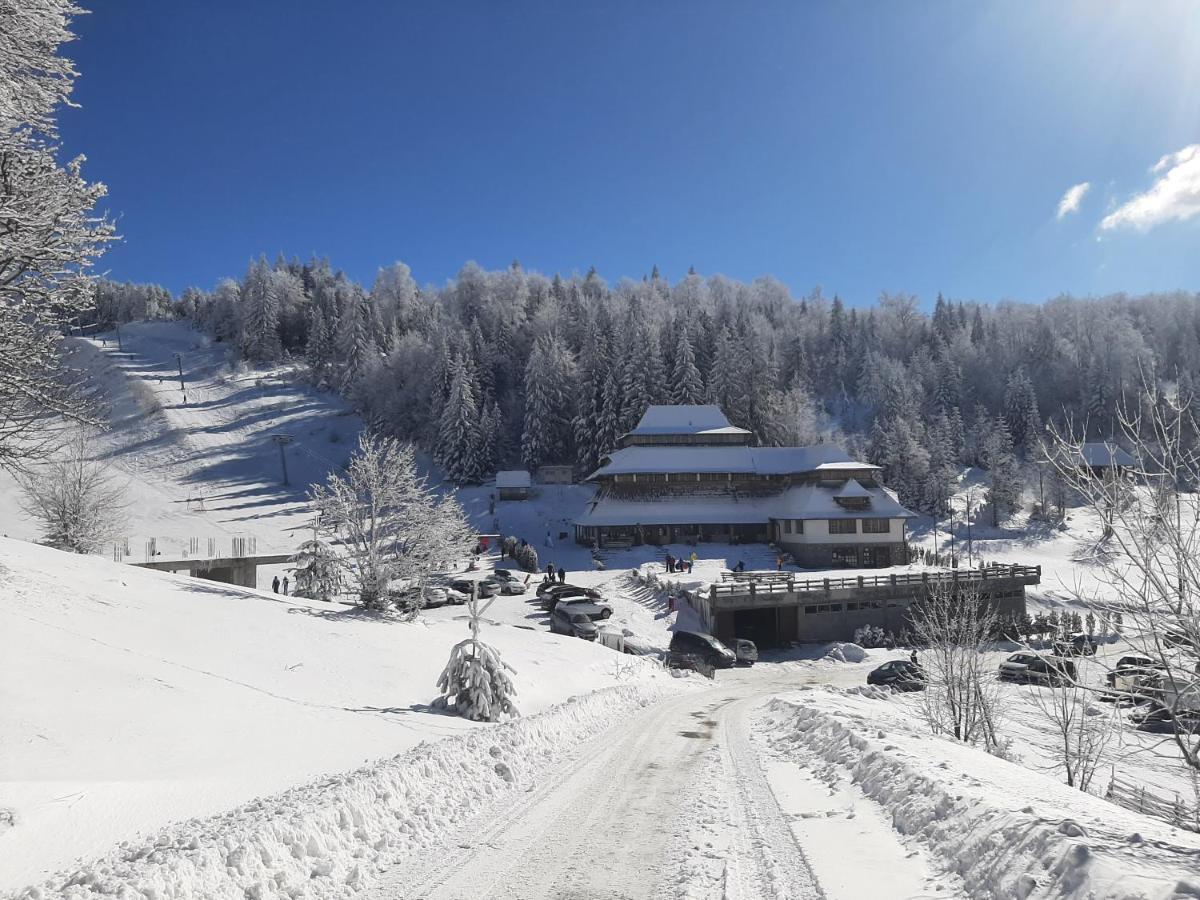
777;518;905;544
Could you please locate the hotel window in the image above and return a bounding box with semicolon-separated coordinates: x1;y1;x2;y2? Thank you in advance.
793;520;804;534
831;547;859;567
862;519;890;534
783;520;794;534
829;519;857;535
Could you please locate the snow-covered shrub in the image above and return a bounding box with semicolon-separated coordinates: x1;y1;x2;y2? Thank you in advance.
434;638;519;722
290;537;344;602
853;625;888;648
823;642;867;663
513;542;539;572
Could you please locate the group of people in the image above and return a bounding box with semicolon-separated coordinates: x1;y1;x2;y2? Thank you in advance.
271;575;289;594
543;561;567;584
664;551;696;574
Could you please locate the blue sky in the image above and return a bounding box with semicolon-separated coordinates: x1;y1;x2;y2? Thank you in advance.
62;1;1200;305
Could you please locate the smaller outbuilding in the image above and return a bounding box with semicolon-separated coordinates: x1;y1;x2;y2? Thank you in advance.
1078;442;1136;477
496;469;533;500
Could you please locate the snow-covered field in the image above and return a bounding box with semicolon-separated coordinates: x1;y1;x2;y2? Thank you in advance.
0;537;673;893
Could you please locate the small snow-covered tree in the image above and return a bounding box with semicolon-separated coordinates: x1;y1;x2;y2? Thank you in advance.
434;588;519;722
290;535;344;602
18;430;128;553
308;434;475;610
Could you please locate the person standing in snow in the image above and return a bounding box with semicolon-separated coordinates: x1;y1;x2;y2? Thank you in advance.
776;556;783;571
557;567;566;583
271;575;280;593
665;553;674;573
546;562;556;581
282;575;289;594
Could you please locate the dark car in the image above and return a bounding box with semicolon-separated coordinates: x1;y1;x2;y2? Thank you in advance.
543;586;602;612
867;660;926;691
667;631;737;670
1129;705;1200;735
536;580;596;598
1052;633;1097;657
1104;654;1165;700
449;579;496;599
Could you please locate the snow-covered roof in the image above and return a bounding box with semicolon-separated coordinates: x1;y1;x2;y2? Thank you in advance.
496;470;532;488
576;482;915;526
834;478;873;499
589;444;878;479
628;405;751;436
1079;442;1136;468
773;484;915;519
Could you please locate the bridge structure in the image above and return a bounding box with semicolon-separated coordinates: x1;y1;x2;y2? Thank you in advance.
132;552;293;589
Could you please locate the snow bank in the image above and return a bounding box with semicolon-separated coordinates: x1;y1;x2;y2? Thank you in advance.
761;693;1200;900
11;682;682;900
821;641;868;663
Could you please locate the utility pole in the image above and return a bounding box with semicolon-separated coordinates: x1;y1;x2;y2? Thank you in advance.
270;434;294;485
174;352;185;392
115;323;123;352
965;492;974;568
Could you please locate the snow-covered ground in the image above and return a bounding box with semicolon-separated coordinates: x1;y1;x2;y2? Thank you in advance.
0;537;673;893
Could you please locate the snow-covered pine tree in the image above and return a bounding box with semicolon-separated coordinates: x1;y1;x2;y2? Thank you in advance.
522;334;576;470
1004;366;1042;455
435;588;518;722
982;416;1022;526
335;285;373;391
437;355;486;484
573;315;611;472
306;305;335;382
669;327;704;405
290;536;344;602
238;257;282;364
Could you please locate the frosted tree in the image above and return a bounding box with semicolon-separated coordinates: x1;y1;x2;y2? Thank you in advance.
335;285;373;391
306;305;335;381
573;316;611;473
290;535;344;602
435;587;519;722
0;0;115;472
982;417;1022;525
18;430;128;554
669;328;704;405
237;257;281;363
437;355;486;483
1004;367;1042;454
308;435;476;610
522;334;576;470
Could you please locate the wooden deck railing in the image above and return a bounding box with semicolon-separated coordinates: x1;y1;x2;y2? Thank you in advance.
709;564;1041;600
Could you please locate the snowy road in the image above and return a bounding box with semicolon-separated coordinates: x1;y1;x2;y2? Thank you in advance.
368;669;826;900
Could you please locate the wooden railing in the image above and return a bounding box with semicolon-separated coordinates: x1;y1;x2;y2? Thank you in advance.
709;564;1041;600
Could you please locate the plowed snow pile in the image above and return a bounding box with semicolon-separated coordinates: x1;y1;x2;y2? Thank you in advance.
759;688;1200;899
0;538;675;893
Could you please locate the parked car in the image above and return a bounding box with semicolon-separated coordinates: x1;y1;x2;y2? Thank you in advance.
1104;655;1165;700
998;652;1077;686
1129;705;1200;735
867;659;926;691
482;574;527;595
1163;630;1200;652
666;631;736;669
543;587;602;612
1052;633;1097;657
549;606;598;640
734;638;758;667
554;597;613;620
537;581;601;600
449;578;495;599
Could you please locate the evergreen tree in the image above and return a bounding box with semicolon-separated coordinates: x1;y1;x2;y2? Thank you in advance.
522;334;576;469
290;536;345;602
1004;366;1042;454
982;417;1022;525
669;327;704;405
437;355;486;484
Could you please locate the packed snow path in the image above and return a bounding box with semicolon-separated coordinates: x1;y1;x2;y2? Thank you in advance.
369;669;825;900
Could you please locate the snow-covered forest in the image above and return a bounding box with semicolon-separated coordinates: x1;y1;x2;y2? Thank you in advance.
89;262;1200;511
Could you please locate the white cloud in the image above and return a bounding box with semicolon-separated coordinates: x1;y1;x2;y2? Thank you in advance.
1100;144;1200;231
1055;182;1090;219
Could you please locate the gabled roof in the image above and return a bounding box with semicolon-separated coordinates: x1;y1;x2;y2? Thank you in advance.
628;404;751;437
1079;442;1136;468
496;470;532;488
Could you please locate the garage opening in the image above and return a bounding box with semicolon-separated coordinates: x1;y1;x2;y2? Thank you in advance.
733;607;781;647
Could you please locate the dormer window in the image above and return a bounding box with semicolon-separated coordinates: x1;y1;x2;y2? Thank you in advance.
833;478;872;511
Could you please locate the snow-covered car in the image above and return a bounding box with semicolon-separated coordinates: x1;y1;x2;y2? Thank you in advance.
734;638;758;666
1104;655;1164;699
998;652;1076;686
1129;705;1200;734
555;597;613;620
867;660;926;691
666;631;736;669
549;606;598;640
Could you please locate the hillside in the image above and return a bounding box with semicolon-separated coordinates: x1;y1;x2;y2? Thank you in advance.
0;537;669;891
